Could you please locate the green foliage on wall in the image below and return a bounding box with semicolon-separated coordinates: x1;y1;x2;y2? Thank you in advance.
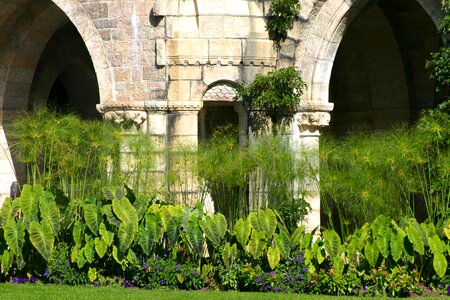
266;0;301;48
238;66;306;115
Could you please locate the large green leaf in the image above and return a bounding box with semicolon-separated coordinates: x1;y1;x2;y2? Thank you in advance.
99;222;114;246
433;253;447;278
1;249;12;274
84;238;95;264
4;219;24;256
234;218;251;248
323;230;341;258
102;205;121;227
313;239;325;264
267;246;280;270
428;234;445;255
83;204;100;235
73;221;84;246
187;215;203;255
139;226;152;256
333;256;345;277
357;223;370;251
118;222;135;253
346;234;358;264
0;197;21;226
364;241;379;267
222;242;237;268
300;232;313;250
112;197;138;229
375;228;391;259
248;230;266;260
21;184;43;228
258;208;277;238
291;225;305;248
133;194;150;221
39;192;60;236
145;214;163;244
248;212;261;231
29;220;54;261
407;222;425;255
166;217;180;248
274;231;291;259
390;233;404;262
200;213;227;246
95;237;108;258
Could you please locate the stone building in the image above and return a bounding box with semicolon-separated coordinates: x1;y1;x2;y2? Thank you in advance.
0;0;444;230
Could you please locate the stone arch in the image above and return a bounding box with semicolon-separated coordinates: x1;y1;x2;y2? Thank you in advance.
0;0;113;115
199;81;247;142
296;0;443;105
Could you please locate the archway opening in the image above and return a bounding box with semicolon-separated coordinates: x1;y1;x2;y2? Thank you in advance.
0;0;101;201
328;0;441;135
30;22;100;119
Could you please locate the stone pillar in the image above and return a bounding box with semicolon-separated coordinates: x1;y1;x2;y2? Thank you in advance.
293;102;333;232
0;111;17;206
234;102;249;146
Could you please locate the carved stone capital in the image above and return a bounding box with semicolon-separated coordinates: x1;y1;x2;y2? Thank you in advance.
297;112;331;134
97;103;147;130
103;110;147;131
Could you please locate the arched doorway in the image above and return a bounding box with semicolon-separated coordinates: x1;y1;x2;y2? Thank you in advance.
0;0;106;201
198;82;247;143
328;0;441;135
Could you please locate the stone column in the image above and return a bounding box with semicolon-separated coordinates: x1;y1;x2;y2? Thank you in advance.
0;111;17;206
293;102;333;233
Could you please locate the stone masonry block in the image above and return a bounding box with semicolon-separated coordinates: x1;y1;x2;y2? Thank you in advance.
209;39;242;63
83;3;108;20
169;66;202;80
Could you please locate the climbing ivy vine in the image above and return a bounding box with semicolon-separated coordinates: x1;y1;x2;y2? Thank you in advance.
266;0;301;48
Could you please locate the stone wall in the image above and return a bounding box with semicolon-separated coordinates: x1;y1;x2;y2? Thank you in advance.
0;0;444;229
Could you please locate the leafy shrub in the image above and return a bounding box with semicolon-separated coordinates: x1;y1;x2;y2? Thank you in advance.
43;243;88;285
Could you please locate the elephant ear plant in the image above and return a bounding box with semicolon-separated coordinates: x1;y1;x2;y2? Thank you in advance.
0;185;60;275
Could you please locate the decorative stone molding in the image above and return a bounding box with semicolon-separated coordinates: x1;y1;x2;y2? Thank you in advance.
203;83;238;102
97;102;145;112
297;112;331;134
144;101;203;112
299;101;334;112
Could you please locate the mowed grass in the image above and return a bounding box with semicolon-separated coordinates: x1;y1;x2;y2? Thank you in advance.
0;284;445;300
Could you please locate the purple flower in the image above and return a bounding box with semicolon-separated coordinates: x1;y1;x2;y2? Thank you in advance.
93;283;100;287
274;285;281;292
269;271;275;276
296;255;303;264
447;285;450;296
11;277;20;284
153;264;159;269
105;280;110;285
176;264;181;271
164;253;168;258
263;285;271;291
255;276;263;283
155;255;160;260
286;275;291;282
301;267;308;273
30;276;36;284
192;269;199;276
158;279;166;286
142;263;148;269
65;263;70;268
43;269;50;277
57;278;62;284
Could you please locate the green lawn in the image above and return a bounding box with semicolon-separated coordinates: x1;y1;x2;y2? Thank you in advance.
0;284;445;300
